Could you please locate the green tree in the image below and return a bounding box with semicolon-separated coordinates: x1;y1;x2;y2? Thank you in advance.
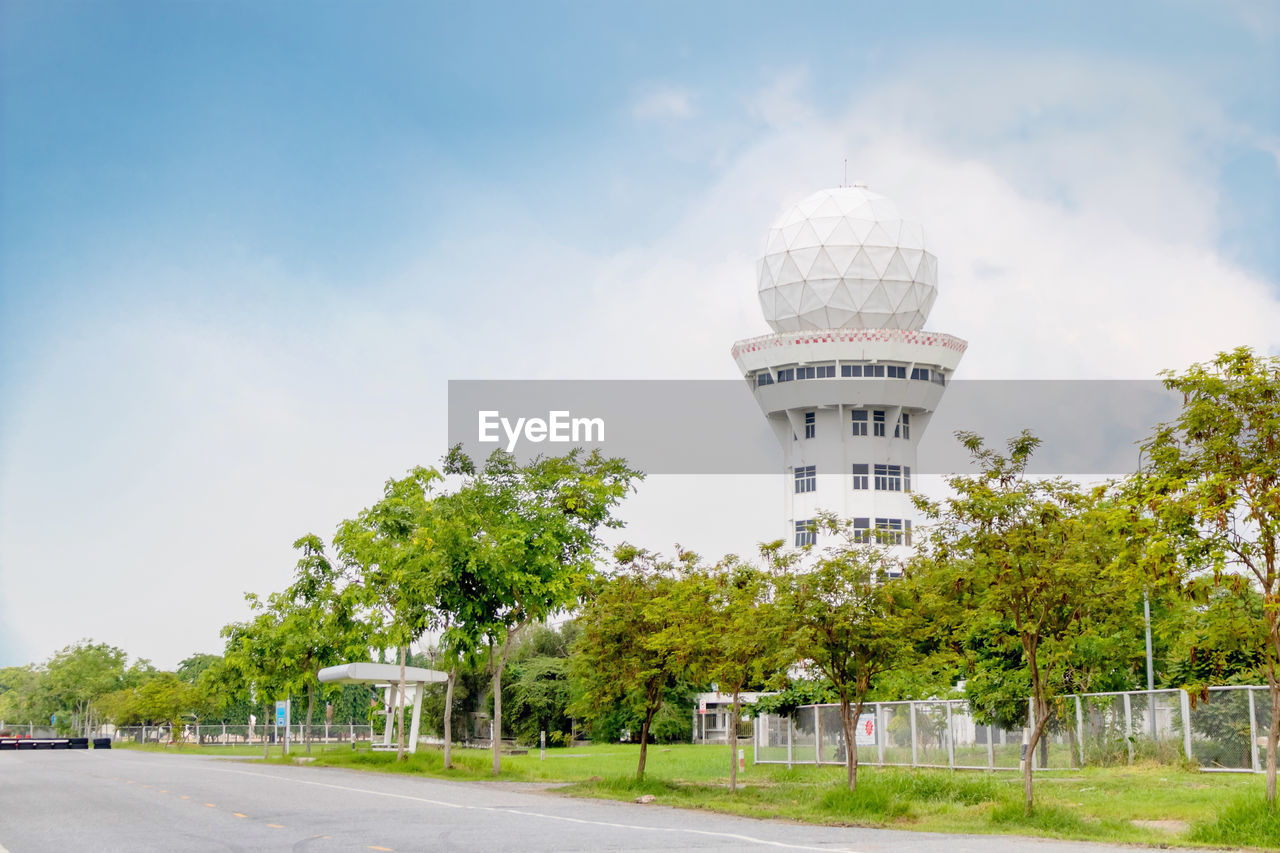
1138;347;1280;805
176;654;223;685
435;447;641;776
39;641;129;735
336;466;443;761
774;521;913;791
0;665;41;725
703;555;788;792
915;431;1130;814
251;534;367;753
571;546;707;779
220;610;292;757
506;656;571;744
921;432;1131;809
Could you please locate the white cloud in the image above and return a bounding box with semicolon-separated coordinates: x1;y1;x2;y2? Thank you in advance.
630;85;695;122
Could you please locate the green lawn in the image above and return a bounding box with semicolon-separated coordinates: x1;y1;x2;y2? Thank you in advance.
112;740;362;757
279;743;1277;849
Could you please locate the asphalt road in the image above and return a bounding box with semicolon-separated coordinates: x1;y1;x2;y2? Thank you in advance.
1;749;1172;852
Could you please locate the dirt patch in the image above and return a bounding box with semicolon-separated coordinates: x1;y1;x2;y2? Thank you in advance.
1131;819;1190;834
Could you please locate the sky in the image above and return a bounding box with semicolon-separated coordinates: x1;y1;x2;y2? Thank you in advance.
2;0;1278;669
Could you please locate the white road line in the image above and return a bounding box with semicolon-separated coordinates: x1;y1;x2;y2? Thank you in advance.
200;765;864;852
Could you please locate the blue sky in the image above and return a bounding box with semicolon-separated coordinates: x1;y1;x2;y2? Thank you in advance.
2;0;1278;667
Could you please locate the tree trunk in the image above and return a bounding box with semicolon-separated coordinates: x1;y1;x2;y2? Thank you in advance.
1023;697;1050;815
305;683;315;754
443;668;456;769
395;645;408;762
262;701;271;759
637;704;656;780
839;696;863;791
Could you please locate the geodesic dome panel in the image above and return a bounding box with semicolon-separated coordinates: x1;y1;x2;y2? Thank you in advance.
757;186;938;332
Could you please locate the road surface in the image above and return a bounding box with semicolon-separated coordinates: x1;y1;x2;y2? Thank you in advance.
1;749;1172;852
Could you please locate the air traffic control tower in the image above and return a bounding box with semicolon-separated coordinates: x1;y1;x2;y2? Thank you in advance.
730;186;967;560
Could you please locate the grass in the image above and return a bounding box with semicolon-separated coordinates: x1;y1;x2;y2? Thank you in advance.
260;742;1280;848
112;740;361;757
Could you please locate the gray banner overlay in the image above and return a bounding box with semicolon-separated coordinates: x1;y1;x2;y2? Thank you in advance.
447;380;1180;476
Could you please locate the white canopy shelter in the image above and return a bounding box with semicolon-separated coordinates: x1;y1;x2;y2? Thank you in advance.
318;663;448;754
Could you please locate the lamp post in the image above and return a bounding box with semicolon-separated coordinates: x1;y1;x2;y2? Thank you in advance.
1137;448;1157;739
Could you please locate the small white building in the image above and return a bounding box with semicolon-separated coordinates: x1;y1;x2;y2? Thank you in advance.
692;691;773;744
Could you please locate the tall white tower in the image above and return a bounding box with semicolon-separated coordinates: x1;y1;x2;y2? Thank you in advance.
731;186;967;564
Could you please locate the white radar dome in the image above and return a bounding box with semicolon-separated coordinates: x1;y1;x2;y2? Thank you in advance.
758;186;938;332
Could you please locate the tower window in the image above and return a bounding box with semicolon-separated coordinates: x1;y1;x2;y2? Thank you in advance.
816;364;835;378
851;410;868;436
887;365;906;379
931;370;946;386
874;464;902;492
776;368;794;383
795;519;816;548
873;410;886;437
851;464;869;490
842;364;862;377
794;465;816;494
852;517;871;543
905;520;913;547
803;411;815;439
904;466;912;492
875;517;905;545
895;412;911;440
756;372;774;387
911;367;930;381
797;366;815;380
867;364;886;378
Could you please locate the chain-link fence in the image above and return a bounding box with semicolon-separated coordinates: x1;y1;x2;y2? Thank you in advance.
107;723;377;746
755;685;1274;774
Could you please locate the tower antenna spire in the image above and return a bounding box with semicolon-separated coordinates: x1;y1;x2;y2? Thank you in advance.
843;158;848;187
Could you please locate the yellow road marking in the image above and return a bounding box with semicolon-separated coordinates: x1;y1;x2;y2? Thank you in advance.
141;784;151;788
158;789;167;793
204;803;216;808
369;847;393;851
125;780;134;785
179;795;189;799
233;813;247;818
267;824;284;829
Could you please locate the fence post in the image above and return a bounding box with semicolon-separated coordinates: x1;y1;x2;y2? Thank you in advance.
1179;690;1192;761
814;706;821;765
1249;688;1260;773
1123;693;1133;765
1075;695;1085;767
877;705;885;766
1026;699;1034;772
910;702;918;768
987;724;994;771
945;702;955;769
786;713;793;769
